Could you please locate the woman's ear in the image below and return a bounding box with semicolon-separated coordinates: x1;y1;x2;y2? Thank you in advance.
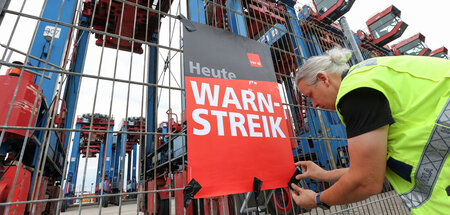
316;73;330;87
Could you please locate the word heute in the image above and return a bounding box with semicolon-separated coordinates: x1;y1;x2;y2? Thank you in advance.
189;61;237;79
190;81;285;138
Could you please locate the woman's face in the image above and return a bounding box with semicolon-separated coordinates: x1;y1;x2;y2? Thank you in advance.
297;73;339;110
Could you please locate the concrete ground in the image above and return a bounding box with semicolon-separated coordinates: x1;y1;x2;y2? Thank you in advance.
61;191;408;214
62;200;143;215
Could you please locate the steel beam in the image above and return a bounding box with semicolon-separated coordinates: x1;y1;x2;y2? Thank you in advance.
104;129;114;189
63;15;90;150
63;122;82;207
189;0;206;23
29;0;77;106
127;151;132;190
96;141;105;192
287;7;310;65
132;144;137;191
27;0;78;203
339;16;364;63
145;40;158;165
226;0;247;36
113;131;123;190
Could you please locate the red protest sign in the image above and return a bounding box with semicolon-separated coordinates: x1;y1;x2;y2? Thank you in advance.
183;22;295;198
185;76;295;198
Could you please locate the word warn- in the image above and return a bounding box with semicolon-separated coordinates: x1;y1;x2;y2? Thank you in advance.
190;81;285;138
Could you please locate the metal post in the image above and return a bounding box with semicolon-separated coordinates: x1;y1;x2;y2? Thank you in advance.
99;125;114;206
339;16;364;63
132;144;137;192
188;0;206;23
63;122;82;207
227;0;247;36
283;7;311;137
111;132;123;205
317;111;337;170
286;7;309;65
62;16;90;150
110;136;117;189
127;151;132;191
146;43;158;159
105;130;114;187
22;1;78;210
96;141;105;195
144;42;158;213
29;0;77;107
112;132;123;206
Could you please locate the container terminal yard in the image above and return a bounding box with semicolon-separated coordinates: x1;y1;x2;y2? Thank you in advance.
0;0;448;214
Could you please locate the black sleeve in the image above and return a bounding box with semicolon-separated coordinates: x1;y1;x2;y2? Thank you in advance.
337;87;394;138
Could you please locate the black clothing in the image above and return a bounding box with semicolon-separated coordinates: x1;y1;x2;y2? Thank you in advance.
337;87;395;138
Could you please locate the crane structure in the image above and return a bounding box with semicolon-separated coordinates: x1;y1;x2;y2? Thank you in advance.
123;117;145;195
0;0;447;214
356;5;408;56
81;0;171;54
299;0;355;24
63;114;115;210
430;46;449;59
1;0;80;214
391;33;431;56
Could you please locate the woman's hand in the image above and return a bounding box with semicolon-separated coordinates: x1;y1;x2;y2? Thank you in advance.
290;183;317;209
295;161;328;181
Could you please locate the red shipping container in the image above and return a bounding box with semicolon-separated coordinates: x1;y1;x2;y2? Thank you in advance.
0;165;32;215
0;72;41;139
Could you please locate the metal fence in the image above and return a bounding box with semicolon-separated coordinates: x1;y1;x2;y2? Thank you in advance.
0;0;410;214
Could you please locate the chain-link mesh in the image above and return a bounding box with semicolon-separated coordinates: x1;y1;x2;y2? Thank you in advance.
0;0;410;214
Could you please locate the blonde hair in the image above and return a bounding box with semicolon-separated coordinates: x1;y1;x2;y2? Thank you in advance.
295;47;352;85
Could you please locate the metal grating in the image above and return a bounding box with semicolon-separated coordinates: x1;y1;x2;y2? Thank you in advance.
0;0;410;214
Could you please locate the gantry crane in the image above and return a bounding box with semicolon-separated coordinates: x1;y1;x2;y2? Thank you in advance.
356;5;408;56
391;33;431;56
430;46;448;59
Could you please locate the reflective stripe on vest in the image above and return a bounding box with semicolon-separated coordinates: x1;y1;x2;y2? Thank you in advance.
399;99;450;209
341;58;378;80
337;56;450;214
348;58;377;74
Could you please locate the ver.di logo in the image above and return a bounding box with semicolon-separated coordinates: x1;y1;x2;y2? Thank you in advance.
247;53;262;68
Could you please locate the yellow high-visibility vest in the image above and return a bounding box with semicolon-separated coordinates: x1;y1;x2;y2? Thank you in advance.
335;55;450;215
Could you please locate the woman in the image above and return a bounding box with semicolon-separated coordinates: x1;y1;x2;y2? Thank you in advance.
291;47;450;215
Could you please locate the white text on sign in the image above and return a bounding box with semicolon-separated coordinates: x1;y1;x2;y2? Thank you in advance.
190;81;285;138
